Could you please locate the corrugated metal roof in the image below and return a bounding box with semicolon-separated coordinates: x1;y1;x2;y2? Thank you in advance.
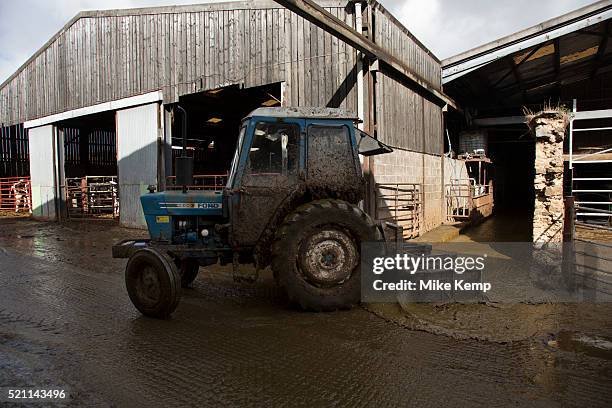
442;2;612;112
442;0;612;83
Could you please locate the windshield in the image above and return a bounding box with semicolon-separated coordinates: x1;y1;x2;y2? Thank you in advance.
226;124;247;189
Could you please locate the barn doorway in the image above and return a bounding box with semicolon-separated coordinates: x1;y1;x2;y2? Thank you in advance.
167;83;282;190
57;111;118;220
0;124;31;216
487;127;536;241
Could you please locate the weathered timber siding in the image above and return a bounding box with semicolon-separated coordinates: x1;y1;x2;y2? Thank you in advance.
0;0;442;137
371;3;441;90
372;3;443;156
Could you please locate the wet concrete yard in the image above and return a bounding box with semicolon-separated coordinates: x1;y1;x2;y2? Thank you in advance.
1;217;611;407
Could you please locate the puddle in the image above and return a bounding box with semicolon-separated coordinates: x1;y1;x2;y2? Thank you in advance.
554;331;612;360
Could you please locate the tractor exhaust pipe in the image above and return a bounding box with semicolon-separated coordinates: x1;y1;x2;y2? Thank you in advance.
174;105;194;193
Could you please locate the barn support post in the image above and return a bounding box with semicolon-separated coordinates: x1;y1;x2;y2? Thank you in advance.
528;110;569;247
55;127;67;220
355;1;364;131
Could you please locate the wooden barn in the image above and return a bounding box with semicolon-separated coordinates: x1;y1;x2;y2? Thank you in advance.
0;0;458;234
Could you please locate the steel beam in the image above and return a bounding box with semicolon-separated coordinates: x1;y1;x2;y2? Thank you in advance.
473;116;526;126
271;0;457;109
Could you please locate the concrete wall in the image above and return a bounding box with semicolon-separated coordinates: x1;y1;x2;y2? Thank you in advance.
371;152;471;235
28;125;58;220
116;103;161;229
372;149;444;234
423;154;443;232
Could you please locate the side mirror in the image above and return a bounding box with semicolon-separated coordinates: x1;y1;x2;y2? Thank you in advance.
175;156;194;187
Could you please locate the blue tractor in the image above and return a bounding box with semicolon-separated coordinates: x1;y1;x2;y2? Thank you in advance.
112;107;396;318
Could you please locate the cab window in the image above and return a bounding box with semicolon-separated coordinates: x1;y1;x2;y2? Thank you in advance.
307;125;354;180
244;122;299;186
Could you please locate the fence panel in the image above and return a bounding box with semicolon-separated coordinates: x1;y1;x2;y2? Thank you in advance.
0;176;32;213
65;176;119;219
375;183;422;239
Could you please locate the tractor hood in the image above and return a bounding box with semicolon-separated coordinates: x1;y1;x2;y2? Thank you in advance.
141;190;224;217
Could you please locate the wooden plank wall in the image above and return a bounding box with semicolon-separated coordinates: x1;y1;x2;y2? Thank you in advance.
372;5;443;155
1;5;361;126
0;1;443;156
372;4;441;90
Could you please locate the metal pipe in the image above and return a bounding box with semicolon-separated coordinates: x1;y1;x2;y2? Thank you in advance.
175;105;188;155
355;1;364;131
569;99;576;169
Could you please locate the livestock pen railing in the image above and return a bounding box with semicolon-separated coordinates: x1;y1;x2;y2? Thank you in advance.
166;174;228;191
64;176;119;219
562;197;612;300
375;183;422;239
446;179;493;222
0;176;32;213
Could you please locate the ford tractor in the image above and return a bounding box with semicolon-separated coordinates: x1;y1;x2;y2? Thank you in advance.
112;107;397;318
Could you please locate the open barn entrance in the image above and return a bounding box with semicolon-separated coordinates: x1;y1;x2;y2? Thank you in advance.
168;83;282;189
57;111;118;220
0;124;31;216
445;123;537;242
487;128;536;211
487;127;536;240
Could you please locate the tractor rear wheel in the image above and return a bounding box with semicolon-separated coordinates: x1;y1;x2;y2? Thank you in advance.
125;248;181;318
175;258;200;287
272;199;380;312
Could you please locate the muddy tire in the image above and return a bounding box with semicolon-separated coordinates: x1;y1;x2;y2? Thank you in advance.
272;199;380;312
175;258;200;287
125;248;181;319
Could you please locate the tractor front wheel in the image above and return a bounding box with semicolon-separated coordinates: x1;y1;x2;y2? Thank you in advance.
175;258;200;287
272;199;380;312
125;248;181;319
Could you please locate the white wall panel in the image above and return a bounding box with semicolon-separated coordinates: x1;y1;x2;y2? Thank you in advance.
28;125;58;220
116;103;160;228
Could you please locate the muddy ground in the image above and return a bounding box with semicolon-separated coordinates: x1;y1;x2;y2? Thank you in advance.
0;217;611;407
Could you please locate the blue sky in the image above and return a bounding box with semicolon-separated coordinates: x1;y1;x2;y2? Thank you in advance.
0;0;596;83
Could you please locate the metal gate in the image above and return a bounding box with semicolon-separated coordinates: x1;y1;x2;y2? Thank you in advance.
568;100;612;229
65;176;119;219
445;178;494;222
446;180;472;220
563;197;612;301
0;176;31;213
375;183;422;239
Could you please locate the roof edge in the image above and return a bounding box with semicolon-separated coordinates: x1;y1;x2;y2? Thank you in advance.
368;0;441;64
442;0;612;68
83;0;348;17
